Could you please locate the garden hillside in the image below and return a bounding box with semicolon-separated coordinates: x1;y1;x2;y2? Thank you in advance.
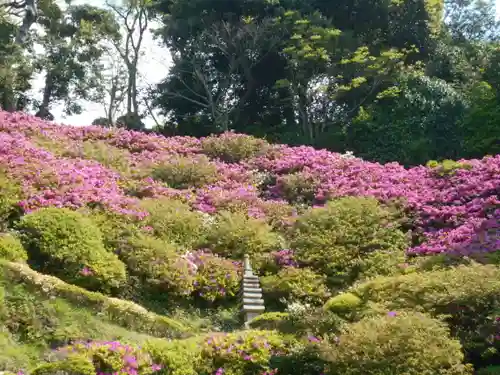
0;110;498;375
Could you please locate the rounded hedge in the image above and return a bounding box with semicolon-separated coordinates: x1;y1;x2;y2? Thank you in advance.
290;196;409;287
261;266;331;306
322;312;472;375
248;312;291;331
140;198;207;248
201;132;270;163
151;154;218;189
0;232;28;262
16;207;127;292
204;211;283;258
324;292;362;314
118;234;195;297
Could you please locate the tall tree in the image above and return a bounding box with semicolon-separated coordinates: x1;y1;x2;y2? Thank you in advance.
106;0;151;130
33;2;121;119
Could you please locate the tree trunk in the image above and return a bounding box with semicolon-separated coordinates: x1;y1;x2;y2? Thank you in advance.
15;0;37;45
35;71;54;120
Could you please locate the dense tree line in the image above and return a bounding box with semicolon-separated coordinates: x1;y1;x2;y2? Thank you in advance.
0;0;499;165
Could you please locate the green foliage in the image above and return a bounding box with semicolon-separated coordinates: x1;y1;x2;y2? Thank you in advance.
0;329;36;371
201;133;270;163
261;267;331;306
324;293;362;315
0;171;21;230
31;356;95;375
1;260;188;339
351;264;500;363
348;74;469;166
248;312;291;331
0;233;27;262
459;81;500;158
204;211;282;258
151;155;218;189
144;337;201;375
16;208;127;292
321;312;472;375
117;234;195;297
139;198;207;248
426;159;473;177
290;197;409;287
476;366;500;375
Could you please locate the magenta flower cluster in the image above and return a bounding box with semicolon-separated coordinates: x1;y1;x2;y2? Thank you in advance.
0;110;498;257
271;249;298;267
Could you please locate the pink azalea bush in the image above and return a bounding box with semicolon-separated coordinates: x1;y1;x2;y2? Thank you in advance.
0;110;499;260
32;340;162;375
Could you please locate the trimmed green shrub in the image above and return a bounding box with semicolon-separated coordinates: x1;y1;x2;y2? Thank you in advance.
322;312;472;375
261;267;331;306
89;209;142;250
351;264;500;365
201;132;270;163
151;155;218;189
248;312;291;331
204;211;283;258
324;293;362;314
118;235;195;297
16;207;127;292
0;233;27;262
31;356;95;375
144;337;201;375
140;198;207;248
290;196;408;287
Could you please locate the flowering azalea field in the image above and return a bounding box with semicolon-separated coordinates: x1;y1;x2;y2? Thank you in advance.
0;111;499;375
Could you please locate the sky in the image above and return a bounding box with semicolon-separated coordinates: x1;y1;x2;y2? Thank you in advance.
27;0;500;128
28;0;172;128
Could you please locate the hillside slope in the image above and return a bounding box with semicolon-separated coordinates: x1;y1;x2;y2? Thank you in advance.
0;110;498;374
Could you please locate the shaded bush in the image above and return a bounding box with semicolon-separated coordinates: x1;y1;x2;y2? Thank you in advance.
290;197;408;287
261;267;331;306
151;155;218;189
16;207;127;292
204;211;282;258
0;232;27;262
201;132;270;163
321;312;472;375
0;171;21;230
